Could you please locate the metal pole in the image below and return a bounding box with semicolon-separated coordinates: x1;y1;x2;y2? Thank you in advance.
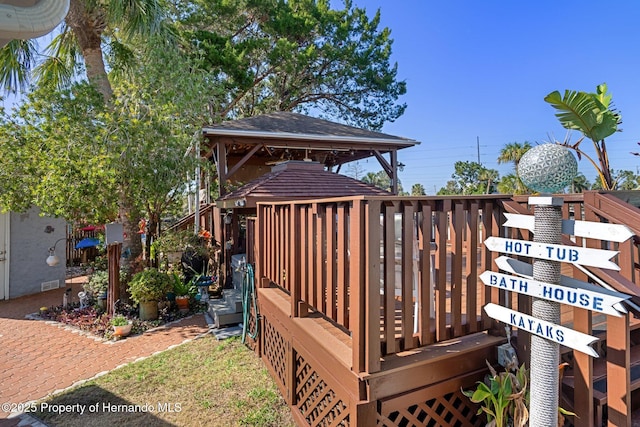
528;196;563;427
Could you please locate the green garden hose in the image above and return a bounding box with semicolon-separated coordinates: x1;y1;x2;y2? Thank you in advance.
241;263;259;343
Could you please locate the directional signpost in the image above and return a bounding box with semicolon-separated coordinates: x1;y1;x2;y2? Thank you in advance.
482;144;635;427
483;211;633;427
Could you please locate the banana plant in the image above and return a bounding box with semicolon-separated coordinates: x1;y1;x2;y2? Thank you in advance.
544;83;622;190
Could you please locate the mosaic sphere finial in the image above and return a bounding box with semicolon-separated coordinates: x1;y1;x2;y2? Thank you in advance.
518;144;577;193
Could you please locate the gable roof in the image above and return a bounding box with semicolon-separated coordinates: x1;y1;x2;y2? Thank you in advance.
217;160;390;208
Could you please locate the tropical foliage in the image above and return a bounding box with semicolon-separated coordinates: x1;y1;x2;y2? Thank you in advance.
544;83;622;190
463;361;529;427
497;142;531;194
362;170;404;193
411;183;426;196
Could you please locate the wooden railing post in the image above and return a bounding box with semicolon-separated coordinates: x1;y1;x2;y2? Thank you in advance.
607;312;631;427
571;192;596;426
350;199;365;373
289;204;303;317
365;199;382;373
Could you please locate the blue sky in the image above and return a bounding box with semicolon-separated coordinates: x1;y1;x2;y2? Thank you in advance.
350;1;640;193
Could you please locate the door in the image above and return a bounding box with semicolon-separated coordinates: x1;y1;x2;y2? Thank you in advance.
0;213;7;300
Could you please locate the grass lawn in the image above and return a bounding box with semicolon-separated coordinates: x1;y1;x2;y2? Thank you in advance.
33;335;295;427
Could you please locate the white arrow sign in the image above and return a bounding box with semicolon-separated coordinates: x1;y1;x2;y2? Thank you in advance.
494;255;629;314
484;236;620;270
480;270;629;317
503;213;634;243
484;303;599;357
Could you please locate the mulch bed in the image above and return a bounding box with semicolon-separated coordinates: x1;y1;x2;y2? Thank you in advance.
38;300;207;341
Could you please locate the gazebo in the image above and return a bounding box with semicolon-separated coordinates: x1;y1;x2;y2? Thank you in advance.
201;111;418;197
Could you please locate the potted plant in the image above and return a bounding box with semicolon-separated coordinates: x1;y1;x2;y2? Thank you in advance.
110;314;132;337
152;229;213;263
84;270;109;309
171;272;195;312
128;268;172;320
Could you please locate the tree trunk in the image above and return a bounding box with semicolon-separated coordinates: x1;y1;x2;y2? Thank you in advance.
66;1;136;264
118;193;142;271
65;0;113;101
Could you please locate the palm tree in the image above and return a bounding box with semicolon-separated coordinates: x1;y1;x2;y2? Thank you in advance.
0;0;168;261
478;169;499;194
570;172;591;193
1;0;166;99
497;174;519;194
497;141;531;194
411;183;426;196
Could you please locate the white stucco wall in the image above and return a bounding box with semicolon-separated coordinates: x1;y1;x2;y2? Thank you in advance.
8;208;66;298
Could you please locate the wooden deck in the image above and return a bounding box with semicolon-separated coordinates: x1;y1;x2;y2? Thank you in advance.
247;191;640;426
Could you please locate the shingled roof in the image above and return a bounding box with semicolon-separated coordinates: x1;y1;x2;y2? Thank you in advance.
216;160;390;208
203;111;415;145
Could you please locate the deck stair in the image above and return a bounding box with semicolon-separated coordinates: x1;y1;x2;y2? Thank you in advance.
207;288;243;329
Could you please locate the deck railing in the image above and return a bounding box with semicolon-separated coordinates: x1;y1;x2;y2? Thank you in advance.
256;194;517;374
255;191;640;424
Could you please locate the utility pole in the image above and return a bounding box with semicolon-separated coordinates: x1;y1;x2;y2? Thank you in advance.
477;136;481;164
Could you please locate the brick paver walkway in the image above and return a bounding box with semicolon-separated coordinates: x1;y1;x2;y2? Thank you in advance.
0;276;211;426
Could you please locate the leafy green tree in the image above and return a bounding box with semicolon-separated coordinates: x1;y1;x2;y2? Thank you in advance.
0;38;212;258
497;141;531;194
0;83;118;221
175;0;406;130
544;83;622;190
438;161;499;195
411;183;426;196
0;0;169;262
438;180;461;196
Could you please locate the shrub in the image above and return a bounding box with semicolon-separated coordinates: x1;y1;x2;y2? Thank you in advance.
84;270;108;296
128;268;172;304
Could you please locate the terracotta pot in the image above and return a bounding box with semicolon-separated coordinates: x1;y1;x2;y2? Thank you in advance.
176;296;189;310
113;323;132;337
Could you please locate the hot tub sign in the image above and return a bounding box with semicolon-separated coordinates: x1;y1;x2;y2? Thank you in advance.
484;237;620;270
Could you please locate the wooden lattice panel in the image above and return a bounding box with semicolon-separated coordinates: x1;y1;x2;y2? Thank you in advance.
377;390;482;427
263;316;288;391
295;353;349;426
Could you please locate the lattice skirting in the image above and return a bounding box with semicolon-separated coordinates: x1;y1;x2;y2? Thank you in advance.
260;310;483;427
295;352;349;426
377;389;483;427
262;316;289;393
